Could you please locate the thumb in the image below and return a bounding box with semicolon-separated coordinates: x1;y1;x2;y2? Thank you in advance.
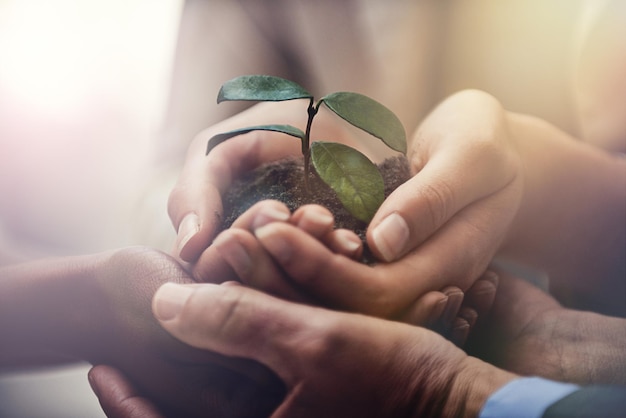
152;282;316;388
368;90;516;262
88;365;165;418
368;141;513;262
367;155;463;262
169;127;302;262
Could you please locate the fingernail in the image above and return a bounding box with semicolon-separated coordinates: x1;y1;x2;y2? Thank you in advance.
213;232;252;274
334;232;362;254
371;213;409;261
450;318;470;347
177;213;200;256
153;283;194;321
252;206;290;230
254;224;292;264
297;210;334;230
427;295;449;326
442;290;464;327
458;308;478;329
472;277;498;297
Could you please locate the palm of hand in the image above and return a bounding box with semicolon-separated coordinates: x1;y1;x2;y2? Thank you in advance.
465;271;570;380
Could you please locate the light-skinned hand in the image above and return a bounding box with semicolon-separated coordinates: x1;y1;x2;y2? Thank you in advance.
168;100;365;263
191;200;498;343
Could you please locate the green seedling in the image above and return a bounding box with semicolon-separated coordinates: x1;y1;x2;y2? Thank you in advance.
207;75;406;223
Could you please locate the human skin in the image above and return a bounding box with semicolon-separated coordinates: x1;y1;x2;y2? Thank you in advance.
170;90;625;317
184;201;626;385
167;99;356;264
91;279;516;418
88;268;626;418
0;247;284;417
169;91;626;320
167;96;501;323
466;270;626;386
366;90;625;315
0;225;473;417
198;199;495;343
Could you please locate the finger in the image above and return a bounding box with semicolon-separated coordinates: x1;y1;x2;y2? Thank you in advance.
462;270;499;319
291;206;363;258
169;124;301;262
290;205;336;239
190;235;241;284
209;228;311;302
230;200;359;257
152;283;332;387
254;204;503;318
253;222;423;317
191;200;290;284
396;291;448;327
383;179;521;293
424;286;471;346
88;365;165;418
368;151;515;262
457;307;478;331
323;229;363;260
448;315;471;348
230;200;291;231
439;287;465;331
368;93;517;262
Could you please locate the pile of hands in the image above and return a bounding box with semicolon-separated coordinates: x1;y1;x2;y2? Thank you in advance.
82;90;623;417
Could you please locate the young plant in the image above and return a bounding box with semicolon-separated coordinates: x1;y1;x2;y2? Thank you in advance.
206;75;406;223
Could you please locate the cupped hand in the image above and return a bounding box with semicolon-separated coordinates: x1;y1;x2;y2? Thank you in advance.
148;281;515;418
168;100;363;263
85;247;284;417
191;200;498;343
367;90;523;291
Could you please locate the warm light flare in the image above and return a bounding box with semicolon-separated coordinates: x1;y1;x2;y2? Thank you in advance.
0;0;182;251
1;1;102;115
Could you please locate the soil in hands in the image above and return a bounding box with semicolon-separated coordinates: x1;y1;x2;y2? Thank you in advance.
220;155;410;263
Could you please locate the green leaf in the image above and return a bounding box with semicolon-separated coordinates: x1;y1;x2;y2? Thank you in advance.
320;92;406;154
217;75;313;103
311;141;384;223
206;125;305;155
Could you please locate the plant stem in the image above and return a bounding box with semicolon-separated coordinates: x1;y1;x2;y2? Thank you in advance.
303;99;318;193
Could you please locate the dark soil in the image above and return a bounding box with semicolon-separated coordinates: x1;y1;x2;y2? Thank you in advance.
220;155;411;262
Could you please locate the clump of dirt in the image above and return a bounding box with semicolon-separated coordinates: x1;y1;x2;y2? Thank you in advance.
221;155;410;263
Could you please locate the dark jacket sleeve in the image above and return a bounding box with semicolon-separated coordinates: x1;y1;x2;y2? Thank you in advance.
543;385;626;418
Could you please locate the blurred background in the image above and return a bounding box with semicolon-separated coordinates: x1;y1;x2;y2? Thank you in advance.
0;1;181;416
0;0;601;416
0;0;182;255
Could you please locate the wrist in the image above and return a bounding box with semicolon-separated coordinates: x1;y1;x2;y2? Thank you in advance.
444;357;517;418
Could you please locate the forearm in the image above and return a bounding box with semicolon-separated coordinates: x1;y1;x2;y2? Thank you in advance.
502;112;626;313
0;253;106;368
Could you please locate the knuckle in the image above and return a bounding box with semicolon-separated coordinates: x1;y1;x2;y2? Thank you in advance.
407;132;428;170
206;287;248;342
420;179;455;230
301;316;348;362
356;275;402;318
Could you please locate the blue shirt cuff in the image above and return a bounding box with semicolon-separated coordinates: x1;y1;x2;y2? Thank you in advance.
479;377;580;418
